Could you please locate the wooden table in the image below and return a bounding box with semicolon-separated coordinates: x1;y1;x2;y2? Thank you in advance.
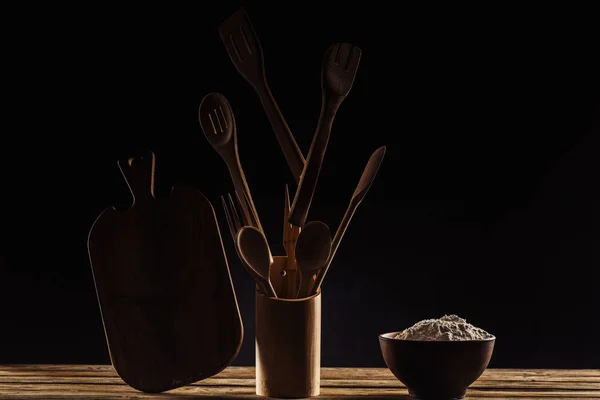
0;365;598;399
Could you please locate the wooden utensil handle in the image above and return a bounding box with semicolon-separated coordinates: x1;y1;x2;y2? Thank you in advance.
263;279;278;298
118;152;156;205
283;185;292;252
227;165;253;226
285;237;298;299
288;100;340;227
297;272;316;299
222;151;263;232
281;186;292;298
256;83;305;183
310;202;356;296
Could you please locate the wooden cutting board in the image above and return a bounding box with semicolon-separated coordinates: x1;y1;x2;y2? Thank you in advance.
87;151;243;393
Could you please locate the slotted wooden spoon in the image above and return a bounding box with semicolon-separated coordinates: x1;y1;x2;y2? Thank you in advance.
199;92;262;231
289;42;362;227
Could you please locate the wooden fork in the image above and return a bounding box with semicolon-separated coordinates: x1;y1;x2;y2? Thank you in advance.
221;191;259;243
222;191;270;295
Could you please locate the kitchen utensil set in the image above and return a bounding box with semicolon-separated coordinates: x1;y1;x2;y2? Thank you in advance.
209;8;384;299
86;7;384;395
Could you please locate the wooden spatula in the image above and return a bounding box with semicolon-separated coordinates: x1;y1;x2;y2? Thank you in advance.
219;8;305;182
310;146;386;296
87;151;243;393
289;43;362;227
295;221;331;298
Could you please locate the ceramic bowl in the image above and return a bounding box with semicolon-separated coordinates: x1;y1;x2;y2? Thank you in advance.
379;332;495;399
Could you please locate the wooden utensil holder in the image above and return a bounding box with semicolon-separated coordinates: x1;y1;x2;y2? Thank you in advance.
255;283;321;397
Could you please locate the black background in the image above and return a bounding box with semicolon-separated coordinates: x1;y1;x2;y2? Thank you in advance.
1;2;598;369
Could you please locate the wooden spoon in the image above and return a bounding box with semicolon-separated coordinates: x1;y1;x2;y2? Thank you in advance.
295;221;331;299
310;146;386;296
237;226;277;298
198;92;262;232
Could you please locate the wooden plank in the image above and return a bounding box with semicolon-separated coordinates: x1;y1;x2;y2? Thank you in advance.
0;366;598;399
481;369;600;378
1;365;599;386
0;365;117;376
1;397;600;400
2;365;599;379
1;383;600;399
0;367;599;388
1;396;599;400
0;375;599;389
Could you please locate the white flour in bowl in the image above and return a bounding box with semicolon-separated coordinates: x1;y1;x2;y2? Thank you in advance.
395;314;493;341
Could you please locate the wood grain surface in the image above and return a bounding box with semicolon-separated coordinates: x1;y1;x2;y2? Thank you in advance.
255;291;321;397
0;365;597;399
87;152;243;393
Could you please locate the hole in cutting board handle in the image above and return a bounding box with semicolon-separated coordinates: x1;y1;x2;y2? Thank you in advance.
128;156;142;167
118;151;156;205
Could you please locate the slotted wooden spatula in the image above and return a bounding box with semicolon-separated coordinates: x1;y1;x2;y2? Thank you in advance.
289;43;362;227
219;8;305;182
87;151;243;393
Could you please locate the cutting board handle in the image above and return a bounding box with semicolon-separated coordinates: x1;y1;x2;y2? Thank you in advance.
117;151;156;206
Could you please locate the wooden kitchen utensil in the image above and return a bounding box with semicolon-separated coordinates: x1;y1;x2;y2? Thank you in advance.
199;92;262;232
222;193;268;295
219;8;305;182
269;256;287;299
295;221;331;298
310;146;386;295
282;184;301;298
221;193;256;290
221;193;242;244
289;42;362;227
239;190;260;228
87;151;243;393
280;185;292;298
237;226;277;298
296;221;331;298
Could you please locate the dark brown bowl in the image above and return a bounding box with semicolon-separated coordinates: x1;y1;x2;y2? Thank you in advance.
379;332;495;400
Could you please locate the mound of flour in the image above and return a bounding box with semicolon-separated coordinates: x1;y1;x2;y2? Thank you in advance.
395;314;493;341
